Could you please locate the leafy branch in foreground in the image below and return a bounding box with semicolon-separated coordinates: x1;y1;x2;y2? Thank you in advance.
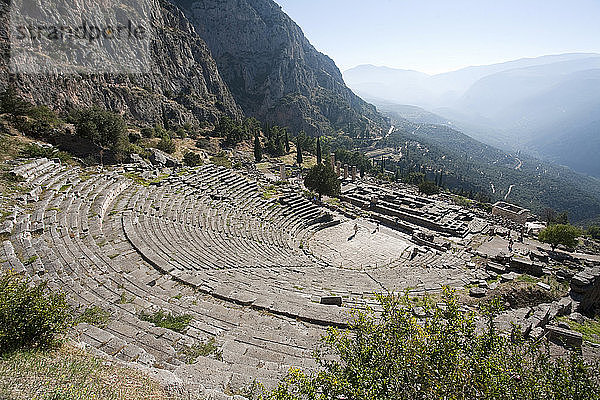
0;270;72;354
261;288;600;400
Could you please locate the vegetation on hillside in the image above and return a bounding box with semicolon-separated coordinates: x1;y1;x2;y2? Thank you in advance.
0;344;173;399
304;162;341;200
0;271;72;354
538;224;583;251
379;118;600;223
260;289;600;400
587;225;600;240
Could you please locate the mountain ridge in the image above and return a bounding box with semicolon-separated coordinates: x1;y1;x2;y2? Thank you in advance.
344;53;600;177
1;0;243;127
174;0;388;137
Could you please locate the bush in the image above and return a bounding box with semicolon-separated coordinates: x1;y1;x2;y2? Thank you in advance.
15;105;62;139
0;271;72;353
20;144;72;164
196;137;211;149
405;171;425;185
156;134;176;154
304;162;340;199
140;127;155;138
261;289;600;400
210;152;232;168
418;179;440;195
183;151;203;167
138;310;191;333
69;107;127;151
587;225;600;240
76;306;110;329
0;88;32;116
539;224;582;251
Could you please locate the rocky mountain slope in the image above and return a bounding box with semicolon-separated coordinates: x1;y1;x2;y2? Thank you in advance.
174;0;388;137
0;0;242;127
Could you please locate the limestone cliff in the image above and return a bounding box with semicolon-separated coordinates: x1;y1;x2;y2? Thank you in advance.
174;0;389;136
0;0;242;127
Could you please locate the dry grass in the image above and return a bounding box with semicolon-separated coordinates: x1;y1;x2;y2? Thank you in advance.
0;343;174;400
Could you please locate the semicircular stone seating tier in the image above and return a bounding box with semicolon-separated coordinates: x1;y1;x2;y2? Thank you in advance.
122;164;323;272
1;159;333;392
1;159;479;394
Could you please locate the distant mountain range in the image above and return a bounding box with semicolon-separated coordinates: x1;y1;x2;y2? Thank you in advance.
344;54;600;178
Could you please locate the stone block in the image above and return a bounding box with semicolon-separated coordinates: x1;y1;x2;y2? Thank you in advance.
557;297;572;316
320;296;342;306
469;287;486;298
536;282;551;291
529;327;545;340
546;325;583;348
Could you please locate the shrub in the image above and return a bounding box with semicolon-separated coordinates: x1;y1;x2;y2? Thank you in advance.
138;310;191;332
14;105;63;139
140;127;155;138
304;162;340;200
0;88;32;116
76;306;111;329
210;152;232;169
587;225;600;240
69;107;127;151
183;151;203;167
539;224;582;251
0;271;72;353
178;337;221;364
20;144;72;163
405;171;425;185
261;289;600;400
156;134;176;154
418;179;440;195
196;137;211;149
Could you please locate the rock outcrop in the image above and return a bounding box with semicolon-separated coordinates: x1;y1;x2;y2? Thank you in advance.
0;0;242;127
175;0;389;136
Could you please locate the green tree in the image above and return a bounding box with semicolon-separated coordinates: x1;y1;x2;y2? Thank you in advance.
316;136;322;165
183;151;203;167
542;209;569;226
296;139;303;165
296;131;316;154
244;117;261;138
0;271;72;353
261;289;600;400
16;105;62;139
69;107;127;156
215;116;247;145
264;125;287;156
405;172;425;185
304;162;340;200
587;225;600;240
284;129;290;153
538;224;582;251
0;88;32;116
418;180;440;195
254;133;262;163
156;133;176;154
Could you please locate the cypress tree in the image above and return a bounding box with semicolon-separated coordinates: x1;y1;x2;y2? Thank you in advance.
254;133;262;162
296;139;303;165
316;136;322;165
284;130;290;153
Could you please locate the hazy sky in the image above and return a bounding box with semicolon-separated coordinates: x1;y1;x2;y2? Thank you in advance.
274;0;600;74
